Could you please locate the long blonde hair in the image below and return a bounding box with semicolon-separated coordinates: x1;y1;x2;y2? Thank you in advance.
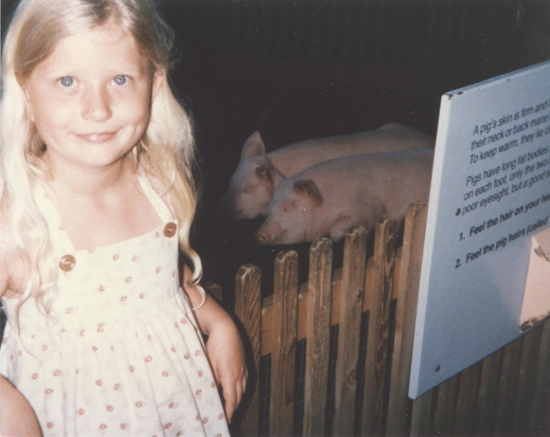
1;0;203;313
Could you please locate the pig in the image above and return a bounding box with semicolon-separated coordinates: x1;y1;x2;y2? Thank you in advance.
254;148;434;245
216;123;434;219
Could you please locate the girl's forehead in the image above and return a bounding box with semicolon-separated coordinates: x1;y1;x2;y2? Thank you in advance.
60;23;135;53
41;24;148;72
75;22;131;45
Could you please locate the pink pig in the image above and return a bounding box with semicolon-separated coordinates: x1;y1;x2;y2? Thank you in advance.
254;148;434;244
216;123;434;219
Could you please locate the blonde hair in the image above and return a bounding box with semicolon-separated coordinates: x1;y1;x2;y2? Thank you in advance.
1;0;203;314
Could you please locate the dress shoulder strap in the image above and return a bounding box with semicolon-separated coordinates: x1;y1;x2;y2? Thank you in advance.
137;170;174;223
33;181;75;254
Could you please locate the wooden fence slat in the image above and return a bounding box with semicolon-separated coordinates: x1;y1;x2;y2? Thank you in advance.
325;0;339;62
296;283;308;342
422;0;440;67
513;323;544;435
438;0;457;68
410;389;433;437
388;0;406;65
276;2;289;60
372;0;388;63
232;206;550;436
391;247;403;300
357;0;372;64
261;1;274;59
386;203;429;436
270;250;299;437
432;375;458;436
454;0;475;68
340;1;355;63
234;264;262;436
362;216;398;436
244;0;257;58
475;348;503;436
229;0;240;57
332;225;368;436
493;336;524;436
362;258;375;313
309;1;322;62
303;238;333;437
529;318;550;434
453;361;482;436
292;1;305;61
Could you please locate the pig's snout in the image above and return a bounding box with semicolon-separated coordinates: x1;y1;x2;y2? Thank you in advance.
254;226;288;245
254;230;269;244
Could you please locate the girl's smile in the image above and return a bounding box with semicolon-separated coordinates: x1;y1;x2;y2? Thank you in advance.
23;22;162;173
76;131;118;143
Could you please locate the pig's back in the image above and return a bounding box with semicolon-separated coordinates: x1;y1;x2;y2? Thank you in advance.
299;149;434;218
270;125;434;177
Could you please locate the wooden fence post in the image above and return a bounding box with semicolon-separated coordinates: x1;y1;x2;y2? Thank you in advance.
303;238;333;437
362;215;397;436
333;225;368;436
270;250;299;436
231;203;550;437
386;202;428;436
513;323;544;435
475;348;503;436
234;264;262;436
493;337;524;435
432;375;458;436
528;318;550;434
410;390;433;437
453;361;482;436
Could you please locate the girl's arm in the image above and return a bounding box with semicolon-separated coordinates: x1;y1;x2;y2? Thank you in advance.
0;375;43;437
182;265;248;423
0;208;10;298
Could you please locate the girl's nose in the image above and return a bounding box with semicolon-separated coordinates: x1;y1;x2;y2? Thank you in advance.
81;86;112;121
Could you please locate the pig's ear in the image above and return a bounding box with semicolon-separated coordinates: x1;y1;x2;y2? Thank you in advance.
241;131;266;159
256;165;274;188
293;179;323;205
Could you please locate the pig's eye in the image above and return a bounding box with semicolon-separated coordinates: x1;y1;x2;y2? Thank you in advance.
283;201;295;212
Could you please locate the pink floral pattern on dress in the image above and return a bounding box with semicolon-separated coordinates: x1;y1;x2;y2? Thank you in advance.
0;176;229;436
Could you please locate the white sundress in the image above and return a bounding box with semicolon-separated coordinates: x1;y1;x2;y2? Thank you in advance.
0;174;230;437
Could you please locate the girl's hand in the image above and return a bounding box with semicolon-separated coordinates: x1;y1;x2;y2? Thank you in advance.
205;317;248;422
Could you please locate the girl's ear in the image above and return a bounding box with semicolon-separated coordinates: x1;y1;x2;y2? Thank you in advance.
151;70;164;103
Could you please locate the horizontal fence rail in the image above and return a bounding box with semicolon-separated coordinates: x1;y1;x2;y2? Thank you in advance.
233;202;550;436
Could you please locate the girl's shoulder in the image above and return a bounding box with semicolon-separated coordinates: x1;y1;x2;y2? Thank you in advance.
144;170;166;195
140;164;172;205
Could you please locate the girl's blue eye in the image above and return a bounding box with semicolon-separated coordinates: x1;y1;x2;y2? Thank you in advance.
114;75;127;85
60;77;74;87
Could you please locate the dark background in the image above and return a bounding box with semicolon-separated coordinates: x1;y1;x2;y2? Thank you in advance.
2;0;550;307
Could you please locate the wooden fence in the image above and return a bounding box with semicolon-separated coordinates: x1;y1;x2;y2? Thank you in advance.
230;203;550;436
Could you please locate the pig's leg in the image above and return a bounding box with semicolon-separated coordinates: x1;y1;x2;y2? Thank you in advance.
328;208;381;241
328;216;358;241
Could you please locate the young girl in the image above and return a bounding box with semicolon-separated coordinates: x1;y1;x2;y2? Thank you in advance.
0;0;247;435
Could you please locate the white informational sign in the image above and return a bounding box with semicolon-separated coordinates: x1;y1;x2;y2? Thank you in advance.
410;60;550;399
